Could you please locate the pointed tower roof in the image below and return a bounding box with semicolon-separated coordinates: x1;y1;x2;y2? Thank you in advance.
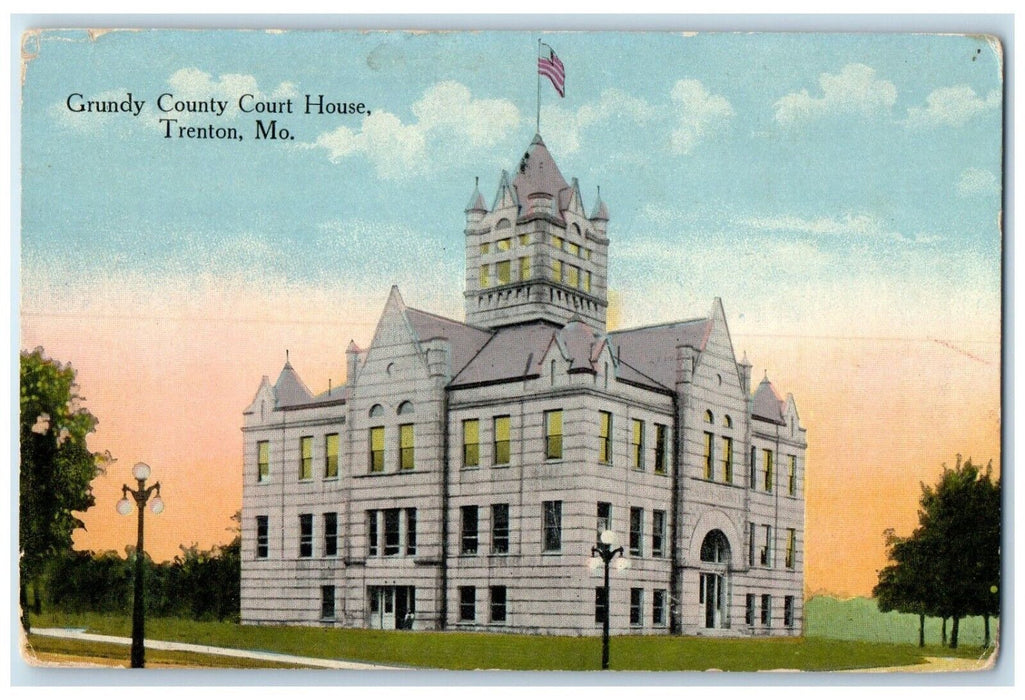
274;357;314;408
752;373;786;424
465;177;487;212
591;187;609;221
492;169;518;210
512;134;570;208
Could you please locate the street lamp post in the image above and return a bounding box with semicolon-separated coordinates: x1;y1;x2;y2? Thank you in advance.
116;462;164;669
589;530;630;670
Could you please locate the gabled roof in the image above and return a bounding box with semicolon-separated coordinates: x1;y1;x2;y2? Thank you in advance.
512;134;570;216
450;321;561;387
752;374;786;424
607;318;712;389
274;360;314;408
405;306;493;376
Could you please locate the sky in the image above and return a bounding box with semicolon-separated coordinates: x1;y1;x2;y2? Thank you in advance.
18;29;1003;598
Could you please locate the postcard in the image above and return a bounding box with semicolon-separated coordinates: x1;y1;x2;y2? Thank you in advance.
16;25;1003;675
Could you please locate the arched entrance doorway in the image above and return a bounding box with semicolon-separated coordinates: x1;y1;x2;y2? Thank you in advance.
699;529;731;629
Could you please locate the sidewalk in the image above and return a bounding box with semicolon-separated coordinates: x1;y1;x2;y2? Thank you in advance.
29;627;410;670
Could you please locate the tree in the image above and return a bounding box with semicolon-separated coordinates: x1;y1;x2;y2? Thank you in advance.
19;348;110;630
873;529;935;647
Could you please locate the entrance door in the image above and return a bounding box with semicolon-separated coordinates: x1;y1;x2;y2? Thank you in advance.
368;586;415;629
701;573;726;629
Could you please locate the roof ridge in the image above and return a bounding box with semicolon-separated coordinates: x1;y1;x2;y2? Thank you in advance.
406;306;493;334
609;316;709;334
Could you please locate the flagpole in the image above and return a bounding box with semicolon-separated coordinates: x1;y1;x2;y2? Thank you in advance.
536;38;542;134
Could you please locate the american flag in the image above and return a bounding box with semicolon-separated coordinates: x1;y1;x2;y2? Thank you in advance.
538;47;565;98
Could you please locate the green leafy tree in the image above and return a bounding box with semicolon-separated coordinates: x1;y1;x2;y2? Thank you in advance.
873;529;935;647
19;347;110;630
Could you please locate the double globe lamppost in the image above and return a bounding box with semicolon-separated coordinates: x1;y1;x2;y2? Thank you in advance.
589;529;631;670
116;462;164;669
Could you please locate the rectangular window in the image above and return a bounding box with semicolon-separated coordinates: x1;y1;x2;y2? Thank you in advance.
630;588;643;626
324;433;339;478
492;503;510;554
493;416;510;465
369;427;385;473
519;256;530;281
479;264;490;288
383;508;400;556
566;264;579;288
786;528;796;569
629;507;644;557
299;514;313;558
788;455;797;495
321;585;336;619
399;424;414;470
459;586;476;622
703;432;714;479
544;410;563;460
763;448;774;492
551;258;563;282
595;587;608;624
462;419;480;467
599;411;613;464
653;589;667;626
542;500;562;552
257;441;269;482
490;586;507;623
632;419;645;470
750;446;757;489
496;237;511;252
256;515;269;558
461;505;479;555
784;596;795;628
518;233;530;246
323;512;338;557
654;423;668;474
496;259;511;285
762;594;772;626
746;594;756;626
406;508;417;555
583;269;591;293
480;242;491;255
299;436;313;480
566;241;580;257
761;525;772;566
596;501;612;542
552;235;564;251
748;522;756;566
652;510;666;557
367;510;378;556
722;436;733;483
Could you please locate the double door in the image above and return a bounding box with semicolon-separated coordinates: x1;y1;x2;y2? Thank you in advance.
368;585;415;629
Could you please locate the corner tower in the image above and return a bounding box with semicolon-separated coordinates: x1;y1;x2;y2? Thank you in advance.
464;134;610;331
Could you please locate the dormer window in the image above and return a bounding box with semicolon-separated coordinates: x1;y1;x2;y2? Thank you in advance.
495;218;511;230
369;404;384;418
397;401;414;415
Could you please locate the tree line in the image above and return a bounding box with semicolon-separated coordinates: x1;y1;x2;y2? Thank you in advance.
874;456;1000;649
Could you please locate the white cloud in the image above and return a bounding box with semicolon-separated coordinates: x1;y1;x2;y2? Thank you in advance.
774;63;897;127
309;81;520;179
956;167;1000;197
906;85;1001;128
165;67;298;121
668;79;734;154
540;88;656;154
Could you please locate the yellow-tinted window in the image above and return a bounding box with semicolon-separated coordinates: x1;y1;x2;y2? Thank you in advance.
257;441;270;482
497;238;511;251
632;419;645;470
544;410;563;460
518;233;530;246
583;270;591;292
599;411;612;464
325;433;339;478
519;256;530;281
300;436;313;480
480;242;490;255
703;432;714;479
494;416;511;465
480;264;490;288
552;235;564;250
496;260;511;285
788;455;797;495
551;258;562;282
763;449;773;492
654;424;667;474
722;436;733;483
566;241;580;257
369;427;385;473
786;528;796;568
463;419;480;468
399;424;415;470
566;265;579;288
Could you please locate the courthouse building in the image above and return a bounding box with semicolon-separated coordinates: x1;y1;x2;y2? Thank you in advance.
240;134;806;636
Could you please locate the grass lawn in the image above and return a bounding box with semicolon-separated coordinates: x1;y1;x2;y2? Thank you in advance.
24;601;995;671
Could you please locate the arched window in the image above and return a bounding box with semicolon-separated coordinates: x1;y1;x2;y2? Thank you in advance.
571;222;581;237
369;404;384;418
700;529;731;564
704;409;714;424
723;415;733;429
495;218;511;230
397;401;414;415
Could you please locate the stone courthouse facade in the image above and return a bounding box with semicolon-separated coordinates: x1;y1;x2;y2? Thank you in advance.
240;134;806;636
